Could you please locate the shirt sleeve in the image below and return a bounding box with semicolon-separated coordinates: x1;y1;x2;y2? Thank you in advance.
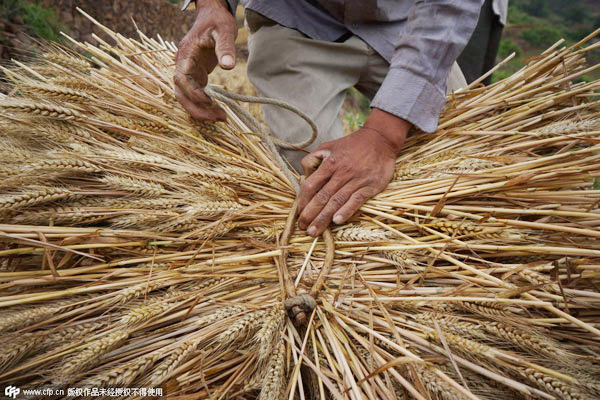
370;0;483;133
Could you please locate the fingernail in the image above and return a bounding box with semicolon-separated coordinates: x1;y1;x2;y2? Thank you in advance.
307;226;317;236
333;214;343;224
221;55;234;67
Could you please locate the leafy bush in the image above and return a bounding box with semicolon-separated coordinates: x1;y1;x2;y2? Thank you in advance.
564;5;585;24
519;26;565;48
498;39;522;59
573;75;591;83
344;112;367;131
0;0;66;41
490;69;513;83
517;0;550;18
507;5;536;25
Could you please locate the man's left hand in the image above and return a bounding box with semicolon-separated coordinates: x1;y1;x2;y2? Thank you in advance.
298;109;411;237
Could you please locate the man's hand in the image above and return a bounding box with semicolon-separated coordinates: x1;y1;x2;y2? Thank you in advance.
174;0;237;121
298;109;410;237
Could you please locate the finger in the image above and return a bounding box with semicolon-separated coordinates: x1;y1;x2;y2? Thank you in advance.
174;54;215;105
297;154;334;221
298;172;350;234
306;182;360;236
175;85;226;121
300;149;329;177
174;74;212;108
298;149;337;220
332;187;377;225
211;29;236;70
174;38;192;64
178;54;212;86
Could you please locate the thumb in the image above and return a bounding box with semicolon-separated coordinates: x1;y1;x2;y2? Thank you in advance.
301;149;329;177
211;28;236;70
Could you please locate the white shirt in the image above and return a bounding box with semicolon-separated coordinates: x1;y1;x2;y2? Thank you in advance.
493;0;508;25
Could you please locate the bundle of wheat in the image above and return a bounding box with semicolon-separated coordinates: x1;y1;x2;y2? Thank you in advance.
1;10;599;400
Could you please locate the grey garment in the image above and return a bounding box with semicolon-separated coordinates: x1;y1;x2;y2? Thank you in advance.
227;0;482;133
246;15;467;171
457;0;505;85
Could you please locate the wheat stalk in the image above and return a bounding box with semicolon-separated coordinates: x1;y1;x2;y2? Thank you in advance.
55;330;129;383
0;187;73;210
0;17;598;400
259;338;286;400
82;351;161;387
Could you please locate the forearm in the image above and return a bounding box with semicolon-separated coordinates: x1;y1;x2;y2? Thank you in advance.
184;0;236;13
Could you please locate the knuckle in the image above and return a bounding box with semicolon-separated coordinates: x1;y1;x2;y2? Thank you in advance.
358;177;371;187
324;154;337;166
351;191;367;203
300;157;311;170
301;181;314;194
173;74;184;86
176;38;190;51
330;192;347;208
315;190;330;205
217;23;237;39
180;35;194;46
338;164;353;176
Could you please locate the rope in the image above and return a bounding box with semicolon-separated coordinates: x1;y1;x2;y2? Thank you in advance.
204;85;334;326
204;85;318;194
205;85;318;149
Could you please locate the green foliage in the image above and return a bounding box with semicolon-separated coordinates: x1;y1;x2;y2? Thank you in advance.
499;0;599;85
344;112;367;131
342;88;370;132
566;27;591;43
564;5;586;24
491;69;514;84
498;39;521;59
573;75;591;83
593;178;600;190
0;0;66;41
519;26;565;48
507;5;536;25
515;0;550;18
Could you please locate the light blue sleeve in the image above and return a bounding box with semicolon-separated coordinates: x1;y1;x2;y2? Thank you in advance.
370;0;483;133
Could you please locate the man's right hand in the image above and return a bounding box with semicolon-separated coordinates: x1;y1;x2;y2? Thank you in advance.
175;0;237;121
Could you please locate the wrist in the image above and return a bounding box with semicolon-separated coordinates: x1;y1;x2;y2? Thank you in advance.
185;0;229;12
362;108;410;155
199;0;228;8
